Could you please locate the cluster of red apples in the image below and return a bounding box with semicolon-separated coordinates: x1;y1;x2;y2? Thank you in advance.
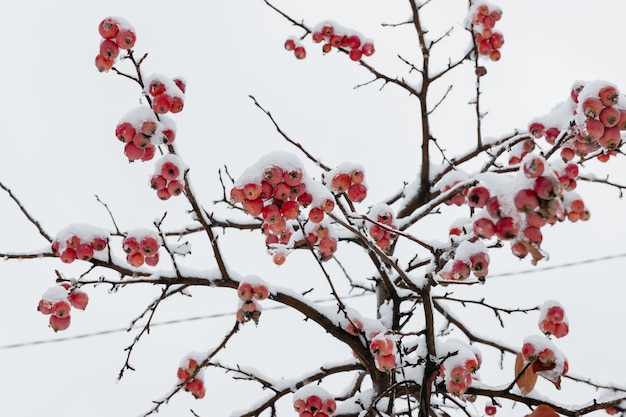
529;81;625;163
177;356;206;399
231;161;338;265
285;22;375;62
38;283;89;332
144;73;186;115
329;167;367;202
235;277;269;325
51;227;108;264
293;387;337;417
440;341;482;396
521;335;568;388
151;156;185;200
538;301;569;339
115;107;177;162
366;205;399;254
122;230;162;267
467;2;504;61
369;333;397;372
95;17;136;72
444;142;589;267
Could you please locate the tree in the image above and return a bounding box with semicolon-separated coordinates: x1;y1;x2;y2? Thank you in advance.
1;1;625;416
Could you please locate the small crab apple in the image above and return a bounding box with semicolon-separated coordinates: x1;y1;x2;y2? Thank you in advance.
139;236;159;256
145;253;159;267
467;186;490;208
469;252;490;278
127;252;145;267
38;299;53;315
472;217;495;239
237;282;254;301
98;17;119;39
170;96;184;113
308;207;325;223
124;142;145;161
68;290;89;310
281;200;300;220
321;198;335;213
242;198;263;216
122;236;139;254
376;353;396;372
582;96;604;118
284;38;296;51
521;342;536;360
451;260;471;280
485;405;497;416
150;175;167;191
600;106;620;127
152;93;173;114
116;28;136;49
514;189;539;213
99;39;119;61
523;226;543;245
297;192;313;207
322;398;337;414
95;54;114;72
294;46;306;59
486;196;502;218
598;126;621;149
160;161;180;181
283;168;303;186
528;122;545;138
599;85;619;106
331;173;351;192
511;240;529;258
523;156;545;178
60;248;77;263
253;284;269;301
49;315;71;332
263;165;283;186
305;395;323;414
76;243;94;261
349;48;363;61
272;252;286;265
495;217;520;240
156;188;171;200
347;183;367;202
262;204;281;224
52;300;71;318
534;176;560;200
370;336;394;356
318;237;337;257
115;122;135;143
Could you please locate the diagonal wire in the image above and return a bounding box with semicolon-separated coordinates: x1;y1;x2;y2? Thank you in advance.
1;252;625;350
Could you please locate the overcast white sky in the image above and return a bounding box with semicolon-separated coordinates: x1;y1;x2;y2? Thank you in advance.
0;1;625;416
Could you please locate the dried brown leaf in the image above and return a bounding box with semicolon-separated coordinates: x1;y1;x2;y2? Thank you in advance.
525;404;559;417
515;353;538;395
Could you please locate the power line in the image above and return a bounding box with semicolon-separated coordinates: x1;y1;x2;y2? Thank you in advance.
2;252;625;350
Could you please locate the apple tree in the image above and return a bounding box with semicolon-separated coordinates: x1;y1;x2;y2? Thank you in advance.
1;1;626;417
